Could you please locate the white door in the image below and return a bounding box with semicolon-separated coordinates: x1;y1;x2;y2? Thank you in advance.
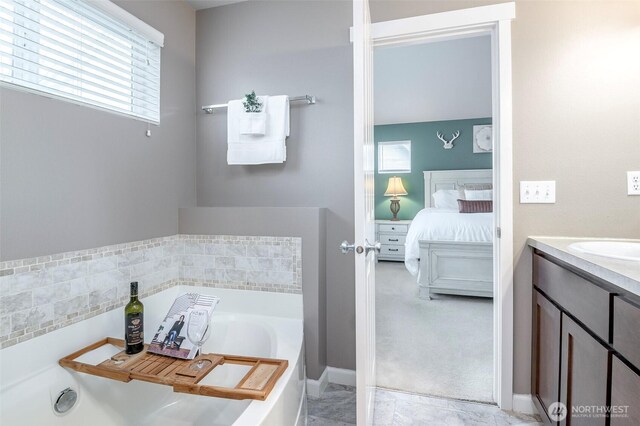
353;0;376;424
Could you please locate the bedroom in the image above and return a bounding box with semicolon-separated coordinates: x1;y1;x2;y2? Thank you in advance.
374;34;496;403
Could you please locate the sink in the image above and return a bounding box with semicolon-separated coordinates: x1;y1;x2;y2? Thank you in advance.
568;241;640;262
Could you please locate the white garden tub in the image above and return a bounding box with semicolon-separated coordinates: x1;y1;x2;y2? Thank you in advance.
0;286;306;426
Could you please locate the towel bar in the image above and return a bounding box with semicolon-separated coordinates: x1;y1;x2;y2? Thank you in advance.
202;95;316;114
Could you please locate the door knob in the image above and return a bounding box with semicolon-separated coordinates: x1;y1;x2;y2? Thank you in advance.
340;241;363;254
364;239;381;255
340;240;380;255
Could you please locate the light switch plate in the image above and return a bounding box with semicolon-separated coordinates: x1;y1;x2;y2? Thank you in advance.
520;181;556;204
628;171;640;195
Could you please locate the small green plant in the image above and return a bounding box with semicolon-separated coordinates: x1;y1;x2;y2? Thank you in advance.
243;90;263;113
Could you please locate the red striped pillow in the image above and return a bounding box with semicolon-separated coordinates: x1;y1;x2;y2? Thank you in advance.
457;199;493;213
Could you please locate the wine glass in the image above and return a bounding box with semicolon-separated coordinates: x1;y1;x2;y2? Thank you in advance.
187;309;212;371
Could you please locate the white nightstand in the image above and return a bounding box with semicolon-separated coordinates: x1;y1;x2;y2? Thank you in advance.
375;220;411;261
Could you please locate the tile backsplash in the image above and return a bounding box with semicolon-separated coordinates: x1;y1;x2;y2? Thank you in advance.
0;234;302;349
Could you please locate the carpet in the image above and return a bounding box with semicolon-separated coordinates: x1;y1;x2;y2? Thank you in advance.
375;261;494;403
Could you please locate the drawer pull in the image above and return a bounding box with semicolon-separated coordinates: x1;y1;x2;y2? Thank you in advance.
389;248;399;252
388;238;399;242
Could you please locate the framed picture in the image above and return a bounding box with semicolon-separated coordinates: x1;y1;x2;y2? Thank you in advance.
473;125;493;153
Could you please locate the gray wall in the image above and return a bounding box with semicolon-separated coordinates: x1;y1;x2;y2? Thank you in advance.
195;1;355;370
178;207;327;379
371;0;640;395
0;1;197;261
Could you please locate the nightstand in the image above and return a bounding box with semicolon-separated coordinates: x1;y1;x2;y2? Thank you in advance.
375;220;411;261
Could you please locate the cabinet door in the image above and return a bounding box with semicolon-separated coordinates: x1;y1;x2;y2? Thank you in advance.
532;290;562;424
560;314;611;426
610;355;640;425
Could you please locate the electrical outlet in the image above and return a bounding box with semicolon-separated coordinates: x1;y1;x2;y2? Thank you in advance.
520;181;556;204
628;171;640;195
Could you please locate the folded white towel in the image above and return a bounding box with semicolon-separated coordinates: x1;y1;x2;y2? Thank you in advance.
239;95;268;135
239;112;267;135
227;95;290;165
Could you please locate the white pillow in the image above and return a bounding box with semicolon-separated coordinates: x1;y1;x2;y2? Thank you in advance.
464;189;493;200
432;190;460;209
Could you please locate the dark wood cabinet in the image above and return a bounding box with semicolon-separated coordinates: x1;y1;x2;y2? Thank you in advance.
559;314;611;426
612;296;640;368
532;290;562;423
533;255;611;341
532;251;640;425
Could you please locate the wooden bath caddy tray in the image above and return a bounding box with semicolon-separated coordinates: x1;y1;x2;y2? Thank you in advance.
59;337;288;401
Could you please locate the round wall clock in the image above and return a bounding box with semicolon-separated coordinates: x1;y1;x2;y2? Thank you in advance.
473;125;493;153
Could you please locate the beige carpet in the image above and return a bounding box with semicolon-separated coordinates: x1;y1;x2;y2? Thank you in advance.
375;261;494;403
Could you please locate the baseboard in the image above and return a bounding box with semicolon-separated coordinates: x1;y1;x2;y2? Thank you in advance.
512;393;537;415
306;367;329;398
327;367;356;387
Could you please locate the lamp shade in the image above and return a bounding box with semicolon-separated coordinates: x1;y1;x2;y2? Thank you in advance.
384;176;408;197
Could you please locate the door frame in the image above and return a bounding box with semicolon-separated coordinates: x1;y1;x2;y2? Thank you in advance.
365;2;516;410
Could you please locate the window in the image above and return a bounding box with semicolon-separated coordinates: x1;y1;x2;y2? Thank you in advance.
378;140;411;173
0;0;164;123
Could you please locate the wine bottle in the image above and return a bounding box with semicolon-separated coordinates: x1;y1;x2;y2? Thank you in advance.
125;281;144;354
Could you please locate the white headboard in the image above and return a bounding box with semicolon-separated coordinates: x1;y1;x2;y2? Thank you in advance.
424;169;493;208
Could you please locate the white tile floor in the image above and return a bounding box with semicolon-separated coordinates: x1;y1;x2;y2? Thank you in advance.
307;384;542;425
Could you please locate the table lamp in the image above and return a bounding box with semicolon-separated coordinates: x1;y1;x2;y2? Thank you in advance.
384;176;408;221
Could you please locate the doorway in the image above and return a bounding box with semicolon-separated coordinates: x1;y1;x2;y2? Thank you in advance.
374;35;495;403
352;4;516;423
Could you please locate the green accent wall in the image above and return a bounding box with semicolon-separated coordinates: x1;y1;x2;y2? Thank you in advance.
375;117;492;220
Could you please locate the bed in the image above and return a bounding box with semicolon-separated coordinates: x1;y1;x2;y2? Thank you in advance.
405;169;494;300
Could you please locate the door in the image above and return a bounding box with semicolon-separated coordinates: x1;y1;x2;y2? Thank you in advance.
560;314;611;426
610;355;640;425
353;0;375;424
532;290;562;424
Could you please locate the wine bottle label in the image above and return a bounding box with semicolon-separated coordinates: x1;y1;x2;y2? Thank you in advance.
126;312;144;345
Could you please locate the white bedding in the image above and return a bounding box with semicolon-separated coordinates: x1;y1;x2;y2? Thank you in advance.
405;208;494;276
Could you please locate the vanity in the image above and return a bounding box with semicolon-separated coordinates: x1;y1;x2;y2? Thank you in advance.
528;237;640;425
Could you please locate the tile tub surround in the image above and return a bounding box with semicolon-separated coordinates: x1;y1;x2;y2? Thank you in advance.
0;234;301;349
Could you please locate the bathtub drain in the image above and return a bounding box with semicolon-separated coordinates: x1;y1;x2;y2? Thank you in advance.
54;388;77;414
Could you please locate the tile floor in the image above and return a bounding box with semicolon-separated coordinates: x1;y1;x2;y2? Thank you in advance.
308;384;357;425
307;384;542;425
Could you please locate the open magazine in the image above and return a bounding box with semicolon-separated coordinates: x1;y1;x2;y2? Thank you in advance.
147;293;220;359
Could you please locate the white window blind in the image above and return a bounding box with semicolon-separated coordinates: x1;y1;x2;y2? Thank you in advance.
0;0;163;124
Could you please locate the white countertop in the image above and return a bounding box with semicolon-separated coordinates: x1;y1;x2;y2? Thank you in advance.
527;236;640;297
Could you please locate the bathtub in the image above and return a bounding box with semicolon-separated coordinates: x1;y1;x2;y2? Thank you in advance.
0;286;306;426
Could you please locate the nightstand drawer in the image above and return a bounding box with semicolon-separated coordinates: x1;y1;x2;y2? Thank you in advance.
379;224;408;233
381;245;404;257
380;234;406;245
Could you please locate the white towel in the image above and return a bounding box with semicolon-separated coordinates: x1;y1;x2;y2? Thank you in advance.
239;95;268;135
239;111;267;135
227;95;290;165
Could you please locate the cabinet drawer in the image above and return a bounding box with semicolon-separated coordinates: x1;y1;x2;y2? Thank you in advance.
533;254;611;342
613;296;640;368
378;224;408;233
381;245;404;257
380;234;406;245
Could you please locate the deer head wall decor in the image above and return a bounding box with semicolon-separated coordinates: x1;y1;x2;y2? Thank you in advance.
436;131;460;150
